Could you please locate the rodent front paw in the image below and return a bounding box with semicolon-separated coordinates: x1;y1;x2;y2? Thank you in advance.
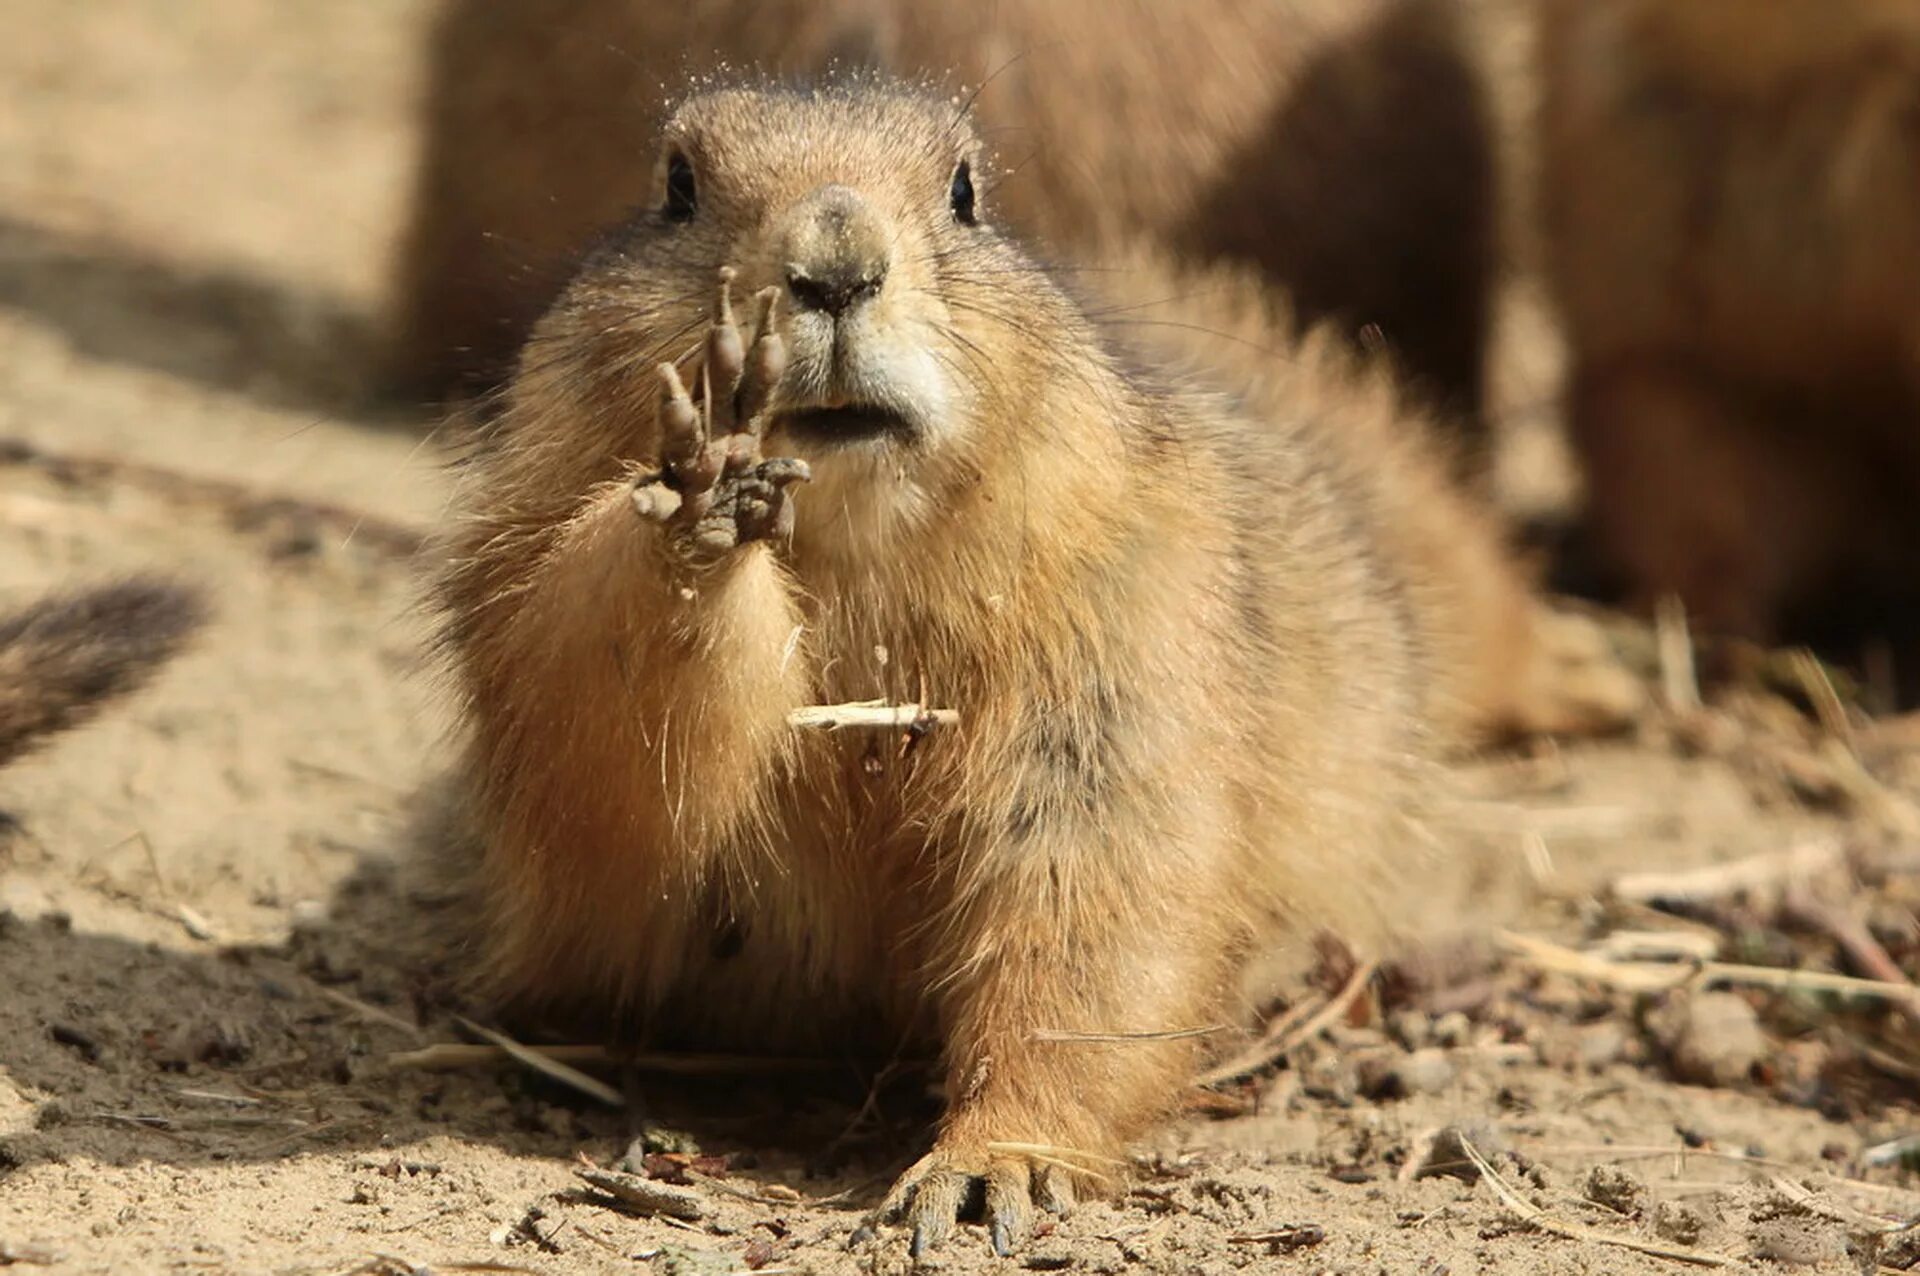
632;266;810;564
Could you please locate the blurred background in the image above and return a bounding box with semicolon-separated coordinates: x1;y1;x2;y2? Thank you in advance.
6;4;1920;1269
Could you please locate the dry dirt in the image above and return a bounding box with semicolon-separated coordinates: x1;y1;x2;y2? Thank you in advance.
3;5;1920;1275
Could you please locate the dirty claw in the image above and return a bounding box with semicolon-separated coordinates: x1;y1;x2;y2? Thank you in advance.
869;1146;1079;1257
631;266;808;563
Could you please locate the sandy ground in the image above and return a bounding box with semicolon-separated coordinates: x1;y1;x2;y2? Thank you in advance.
3;4;1920;1274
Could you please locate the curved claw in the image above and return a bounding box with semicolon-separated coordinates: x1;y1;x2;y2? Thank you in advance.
657;362;704;478
707;267;746;435
878;1150;1050;1258
639;264;804;559
1035;1163;1078;1217
984;1161;1033;1256
738;288;788;434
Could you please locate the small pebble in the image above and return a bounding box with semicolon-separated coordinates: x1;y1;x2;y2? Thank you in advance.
1652;1199;1707;1245
1413;1123;1506;1182
1581;1165;1648;1217
1390;1010;1433;1051
289;899;328;931
1395;1049;1458;1096
1575;1021;1629;1070
1651;991;1765;1087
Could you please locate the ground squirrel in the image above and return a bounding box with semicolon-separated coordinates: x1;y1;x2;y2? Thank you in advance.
0;577;207;767
1540;0;1920;653
390;0;1499;430
424;78;1627;1256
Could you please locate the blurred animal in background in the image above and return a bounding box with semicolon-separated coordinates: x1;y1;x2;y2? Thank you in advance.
0;577;208;767
1539;0;1920;671
387;0;1504;446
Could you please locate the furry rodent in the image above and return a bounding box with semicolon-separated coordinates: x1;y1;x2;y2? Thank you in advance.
424;77;1625;1256
1540;0;1920;652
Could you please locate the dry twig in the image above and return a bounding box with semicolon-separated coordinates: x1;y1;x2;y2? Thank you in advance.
1612;840;1842;909
453;1019;624;1107
387;1041;842;1077
1656;595;1700;713
1194;960;1377;1086
787;701;958;730
1034;1024;1225;1044
573;1165;706;1220
1499;929;1920;1010
1459;1136;1739;1267
315;985;422;1039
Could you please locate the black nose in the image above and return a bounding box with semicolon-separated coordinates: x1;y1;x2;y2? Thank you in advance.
786;262;887;317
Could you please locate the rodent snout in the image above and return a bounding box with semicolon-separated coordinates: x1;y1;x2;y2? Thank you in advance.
778;184;891;318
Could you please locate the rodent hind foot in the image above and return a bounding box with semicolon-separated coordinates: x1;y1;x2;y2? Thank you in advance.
868;1144;1081;1258
631;267;809;563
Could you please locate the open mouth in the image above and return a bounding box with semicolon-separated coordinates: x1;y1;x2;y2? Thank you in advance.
774;405;913;443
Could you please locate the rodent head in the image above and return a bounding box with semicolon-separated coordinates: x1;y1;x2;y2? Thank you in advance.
538;80;1107;552
651;83;993;453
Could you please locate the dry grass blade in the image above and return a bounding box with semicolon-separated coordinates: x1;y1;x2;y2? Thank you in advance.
1194;996;1326;1087
1612;839;1842;907
985;1141;1124;1182
574;1166;706;1220
386;1042;845;1076
1530;1143;1920;1201
453;1018;623;1107
1782;888;1920;1024
1458;1137;1739;1267
1499;929;1920;1009
786;700;959;730
1656;595;1700;713
1813;742;1920;837
314;985;422;1039
343;1255;540;1276
1034;1024;1225;1044
1591;930;1721;963
1193;960;1377;1087
1790;649;1855;745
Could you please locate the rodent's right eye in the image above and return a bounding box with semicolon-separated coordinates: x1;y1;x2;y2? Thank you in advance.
665;153;697;223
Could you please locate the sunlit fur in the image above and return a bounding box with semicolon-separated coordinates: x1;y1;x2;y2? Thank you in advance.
425;80;1613;1215
1541;0;1920;643
388;0;1499;427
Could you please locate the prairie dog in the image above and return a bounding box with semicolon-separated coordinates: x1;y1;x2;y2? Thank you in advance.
426;78;1621;1256
1540;0;1920;646
0;578;207;766
390;0;1498;428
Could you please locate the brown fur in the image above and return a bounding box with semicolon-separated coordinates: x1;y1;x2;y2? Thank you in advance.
388;0;1498;429
1100;259;1640;743
1539;0;1920;644
423;79;1627;1251
0;578;208;767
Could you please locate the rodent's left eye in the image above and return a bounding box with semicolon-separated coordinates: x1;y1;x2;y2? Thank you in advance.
665;152;697;223
949;160;976;226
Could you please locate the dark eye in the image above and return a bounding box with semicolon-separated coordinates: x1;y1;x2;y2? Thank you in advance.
665;152;697;223
949;160;976;225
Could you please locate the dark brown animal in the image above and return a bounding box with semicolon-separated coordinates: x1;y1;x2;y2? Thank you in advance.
1540;0;1920;651
0;577;208;767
